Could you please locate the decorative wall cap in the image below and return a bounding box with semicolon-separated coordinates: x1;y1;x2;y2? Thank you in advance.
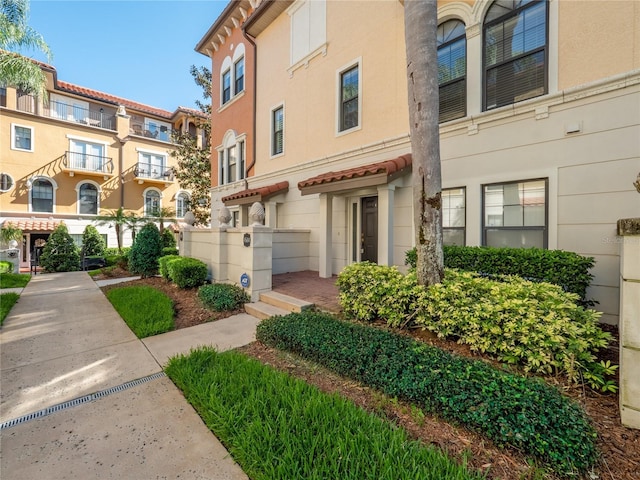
617;218;640;236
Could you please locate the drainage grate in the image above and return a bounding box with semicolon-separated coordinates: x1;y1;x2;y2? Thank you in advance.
1;372;166;430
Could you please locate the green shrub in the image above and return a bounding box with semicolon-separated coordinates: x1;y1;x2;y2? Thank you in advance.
337;263;614;391
405;245;595;305
158;255;180;280
0;261;12;274
166;347;484;480
128;223;162;278
168;257;207;289
162;247;179;256
198;283;249;311
161;229;177;249
81;224;106;257
39;224;80;272
106;285;174;338
105;247;130;257
257;311;598;476
104;254;128;268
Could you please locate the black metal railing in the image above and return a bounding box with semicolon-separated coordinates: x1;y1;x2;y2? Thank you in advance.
64;151;114;174
130;122;174;142
44;100;115;130
134;163;174;181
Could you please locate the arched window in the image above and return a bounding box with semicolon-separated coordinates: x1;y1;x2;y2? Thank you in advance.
31;178;54;213
483;0;548;110
218;130;246;185
144;189;161;217
176;192;190;218
437;19;466;123
0;173;14;192
78;182;99;215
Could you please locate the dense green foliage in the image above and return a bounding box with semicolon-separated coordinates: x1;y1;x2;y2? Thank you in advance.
198;283;249;311
337;263;614;391
0;261;12;273
104;247;131;256
104;254;128;269
0;272;30;288
1;292;20;326
158;255;180;280
161;229;177;249
162;247;179;257
167;257;208;288
128;223;163;278
81;225;105;257
405;245;595;305
166;347;484;480
106;286;174;338
257;312;598;476
39;224;80;272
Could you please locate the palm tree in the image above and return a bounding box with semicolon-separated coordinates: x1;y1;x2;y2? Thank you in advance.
0;0;52;99
404;0;444;286
94;207;128;254
149;206;177;234
124;213;144;243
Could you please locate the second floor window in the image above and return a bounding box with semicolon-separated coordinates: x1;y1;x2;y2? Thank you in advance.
144;189;161;217
234;57;245;94
12;124;33;151
138;152;167;180
484;0;548;110
272;106;284;156
78;183;98;215
437;20;466;123
176;192;190;218
218;132;246;185
31;178;54;213
339;65;359;132
69;140;105;172
222;69;232;104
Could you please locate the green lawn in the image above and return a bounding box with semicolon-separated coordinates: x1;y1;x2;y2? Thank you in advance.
0;273;31;289
1;293;20;326
106;285;174;338
166;347;484;480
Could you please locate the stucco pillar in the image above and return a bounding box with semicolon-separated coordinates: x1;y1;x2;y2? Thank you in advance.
377;184;395;266
265;201;277;228
618;218;640;430
180;227;192;258
319;193;333;278
239;226;273;302
210;227;228;283
465;22;482;116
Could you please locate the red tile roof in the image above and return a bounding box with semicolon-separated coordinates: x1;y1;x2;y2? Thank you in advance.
222;181;289;205
3;219;61;232
298;154;412;190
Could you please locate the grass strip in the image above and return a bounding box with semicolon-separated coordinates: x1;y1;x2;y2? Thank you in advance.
166;347;484;480
106;285;174;338
0;273;31;289
1;293;20;326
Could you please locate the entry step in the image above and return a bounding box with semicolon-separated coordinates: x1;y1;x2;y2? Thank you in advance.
259;291;313;313
244;301;289;320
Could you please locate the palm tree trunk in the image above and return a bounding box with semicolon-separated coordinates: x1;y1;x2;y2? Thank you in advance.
404;0;444;286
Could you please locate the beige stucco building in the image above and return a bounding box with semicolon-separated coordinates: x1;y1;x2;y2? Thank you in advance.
0;61;206;268
199;0;640;324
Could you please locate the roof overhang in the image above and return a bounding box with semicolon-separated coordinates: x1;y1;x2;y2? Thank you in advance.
244;0;293;38
195;0;254;55
2;219;61;232
222;181;289;206
298;155;412;196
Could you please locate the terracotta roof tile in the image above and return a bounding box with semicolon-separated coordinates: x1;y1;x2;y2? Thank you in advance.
298;154;412;190
3;219;61;232
222;181;289;204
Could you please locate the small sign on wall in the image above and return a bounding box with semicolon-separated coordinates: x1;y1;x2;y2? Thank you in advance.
240;273;250;288
243;233;251;247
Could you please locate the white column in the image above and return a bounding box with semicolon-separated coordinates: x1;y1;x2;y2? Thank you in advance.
465;22;482;116
377;184;395;265
319;193;333;278
265;201;277;228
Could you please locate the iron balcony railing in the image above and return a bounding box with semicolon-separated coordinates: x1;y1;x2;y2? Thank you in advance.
130;122;174;142
45;100;115;129
64;151;114;175
134;163;174;181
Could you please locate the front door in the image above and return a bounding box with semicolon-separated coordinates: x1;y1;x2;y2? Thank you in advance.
361;196;378;263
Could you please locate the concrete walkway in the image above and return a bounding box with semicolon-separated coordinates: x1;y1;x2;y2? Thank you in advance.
0;271;256;479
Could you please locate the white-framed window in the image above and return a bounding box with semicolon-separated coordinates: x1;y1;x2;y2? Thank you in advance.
437;19;466;123
68;138;106;172
136;148;168;180
222;68;232;105
144;118;172;141
217;130;246;185
11;123;34;151
234;57;245;94
176;191;190;218
29;176;57;213
271;105;284;157
220;44;246;107
76;180;101;215
288;0;326;65
442;187;466;246
143;187;162;217
49;93;88;123
483;178;548;248
337;60;361;133
0;173;15;192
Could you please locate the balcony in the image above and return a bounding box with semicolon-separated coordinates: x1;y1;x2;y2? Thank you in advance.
15;94;116;130
134;163;174;185
130;122;174;142
63;151;114;179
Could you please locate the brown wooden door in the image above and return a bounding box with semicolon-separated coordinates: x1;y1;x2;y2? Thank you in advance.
361;196;378;263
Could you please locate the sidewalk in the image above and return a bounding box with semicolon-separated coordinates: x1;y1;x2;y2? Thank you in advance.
0;271;255;479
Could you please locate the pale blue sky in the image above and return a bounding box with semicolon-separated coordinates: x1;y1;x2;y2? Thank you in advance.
27;0;226;112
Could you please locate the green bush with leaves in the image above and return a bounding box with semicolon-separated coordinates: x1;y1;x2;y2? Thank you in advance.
162;247;179;257
81;224;106;257
128;223;163;278
39;224;80;272
158;255;180;280
198;283;249;311
405;245;595;305
0;261;12;274
161;229;177;249
337;263;615;392
105;247;130;257
257;311;598;476
167;257;207;289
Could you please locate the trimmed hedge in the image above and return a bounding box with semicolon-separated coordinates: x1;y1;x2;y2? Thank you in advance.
257;311;598;476
198;283;249;311
158;255;180;280
162;247;179;257
337;263;613;391
405;245;595;305
0;261;12;274
167;257;207;289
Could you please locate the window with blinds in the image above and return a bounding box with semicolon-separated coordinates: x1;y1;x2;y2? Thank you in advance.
272;106;284;156
437;20;466;123
483;0;548;111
